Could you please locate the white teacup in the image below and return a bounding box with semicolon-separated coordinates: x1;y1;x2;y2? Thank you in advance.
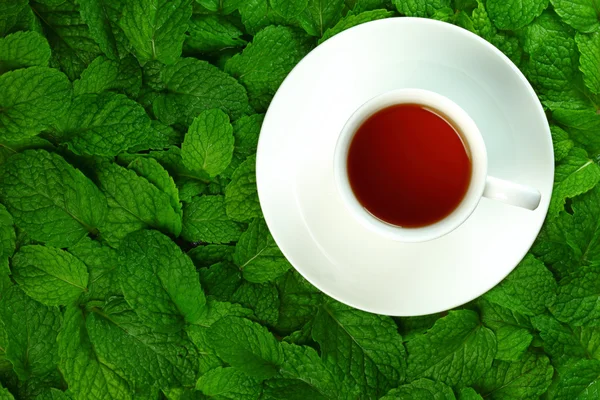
334;88;542;242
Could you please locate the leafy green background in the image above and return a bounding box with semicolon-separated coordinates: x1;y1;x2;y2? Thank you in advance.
0;0;599;399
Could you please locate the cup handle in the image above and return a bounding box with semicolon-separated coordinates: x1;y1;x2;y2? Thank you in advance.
483;176;541;210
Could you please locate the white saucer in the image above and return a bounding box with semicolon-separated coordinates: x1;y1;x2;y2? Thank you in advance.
256;18;553;316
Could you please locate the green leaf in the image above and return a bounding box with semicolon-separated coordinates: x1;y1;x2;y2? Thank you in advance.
32;0;102;80
494;325;534;362
96;161;182;245
54;92;151;156
222;114;263;178
548;147;600;218
119;229;206;332
0;67;72;141
188;244;235;268
550;0;600;32
119;0;192;64
406;309;496;387
270;0;308;18
486;0;549;30
483;254;557;315
392;0;450;17
0;31;51;73
73;55;142;98
58;306;132;400
459;387;484;400
312;298;406;398
182;195;243;244
548;359;600;399
475;352;554;399
551;125;575;161
319;9;394;43
11;245;89;306
182;109;235;177
379;378;456;400
576;32;600;95
531;213;577;274
478;298;534;331
563;184;600;267
86;298;199;389
127;157;181;216
553;109;600;158
552;265;600;326
0;204;15;274
351;0;394;13
274;270;322;333
225;26;313;111
225;155;261;222
197;0;244;14
279;342;360;399
67;236;121;302
79;0;130;60
0;287;61;380
238;0;292;36
298;0;345;36
0;150;107;248
153;58;248;126
231;281;280;326
532;314;600;369
0;383;14;400
198;262;242;300
234;218;292;283
207;316;283;380
196;367;261;399
185;15;247;52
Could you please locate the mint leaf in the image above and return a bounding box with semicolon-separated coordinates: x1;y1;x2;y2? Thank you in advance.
549;147;600;218
0;67;71;140
548;359;600;399
207;316;283;380
73;55;142;97
182;109;234;177
188;244;235;268
79;0;130;60
32;0;102;80
551;125;575;161
86;298;198;389
531;213;576;273
54;92;151;156
486;0;549;30
0;383;14;400
298;0;345;36
96;161;182;245
225;26;313;111
380;378;456;399
483;254;557;316
153;58;248;126
406;310;496;387
576;32;600;95
312;298;406;397
197;0;244;14
552;265;600;327
185;15;247;53
67;236;121;302
119;229;206;331
0;150;107;247
234;218;292;283
494;325;534;362
274;270;322;333
0;204;15;274
182;195;243;244
553;109;600;158
532;314;600;369
196;367;261;399
319;9;395;44
11;245;89;306
238;0;293;36
225;155;261;222
0;31;51;73
279;342;360;399
393;0;450;17
127;157;181;216
119;0;192;64
271;0;308;18
221;114;263;178
231;281;280;325
459;387;484;400
0;287;61;380
475;352;553;400
58;306;131;400
563;184;600;267
199;262;242;301
551;0;600;32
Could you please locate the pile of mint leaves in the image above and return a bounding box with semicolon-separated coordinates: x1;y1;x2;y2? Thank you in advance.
1;0;600;398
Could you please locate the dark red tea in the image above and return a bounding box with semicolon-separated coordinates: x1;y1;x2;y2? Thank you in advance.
347;104;471;228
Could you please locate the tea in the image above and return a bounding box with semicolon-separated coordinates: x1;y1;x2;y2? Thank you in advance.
346;104;471;228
